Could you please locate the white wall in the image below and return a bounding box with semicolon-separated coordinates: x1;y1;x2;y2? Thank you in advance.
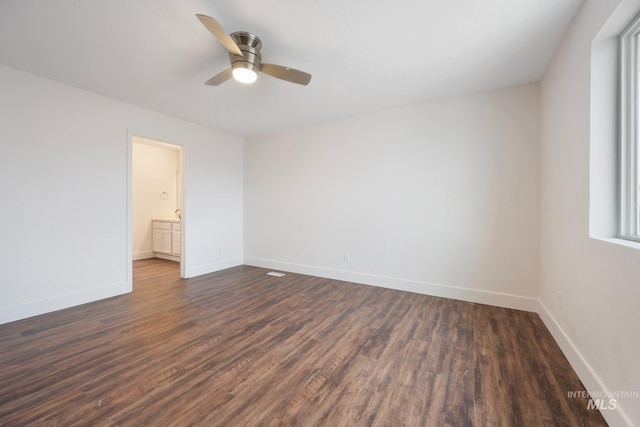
245;84;540;310
0;64;243;325
539;0;640;425
132;140;180;260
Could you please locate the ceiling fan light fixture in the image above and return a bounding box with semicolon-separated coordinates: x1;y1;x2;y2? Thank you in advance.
232;66;258;84
197;15;312;86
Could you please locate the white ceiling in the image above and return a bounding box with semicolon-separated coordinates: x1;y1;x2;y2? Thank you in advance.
0;0;582;137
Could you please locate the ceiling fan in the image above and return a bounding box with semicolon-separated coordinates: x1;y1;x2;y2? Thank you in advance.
196;14;312;86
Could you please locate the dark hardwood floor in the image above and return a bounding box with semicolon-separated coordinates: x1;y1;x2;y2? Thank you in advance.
0;259;606;426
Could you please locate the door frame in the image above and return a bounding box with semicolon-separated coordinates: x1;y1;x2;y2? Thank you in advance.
127;130;185;288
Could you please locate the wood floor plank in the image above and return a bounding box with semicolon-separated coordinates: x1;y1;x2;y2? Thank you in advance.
0;258;607;426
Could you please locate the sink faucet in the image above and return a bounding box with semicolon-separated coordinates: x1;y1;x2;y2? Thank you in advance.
175;208;181;219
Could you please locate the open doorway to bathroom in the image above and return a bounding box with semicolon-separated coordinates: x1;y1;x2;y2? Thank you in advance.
131;135;184;283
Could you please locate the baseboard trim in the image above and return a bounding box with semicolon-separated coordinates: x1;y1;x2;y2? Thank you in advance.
0;281;130;326
154;253;180;262
243;257;538;312
132;251;154;260
184;257;243;278
536;300;633;427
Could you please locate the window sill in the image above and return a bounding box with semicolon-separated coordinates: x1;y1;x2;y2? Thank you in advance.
591;236;640;250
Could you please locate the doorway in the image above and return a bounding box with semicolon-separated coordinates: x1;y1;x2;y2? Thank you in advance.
130;135;184;283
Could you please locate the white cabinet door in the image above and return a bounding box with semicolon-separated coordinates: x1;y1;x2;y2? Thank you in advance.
171;230;181;256
152;229;172;254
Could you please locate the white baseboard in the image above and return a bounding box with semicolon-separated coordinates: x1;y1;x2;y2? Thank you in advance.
132;251;154;260
0;257;243;325
0;281;130;326
243;257;538;312
154;253;180;262
536;300;633;427
184;257;243;278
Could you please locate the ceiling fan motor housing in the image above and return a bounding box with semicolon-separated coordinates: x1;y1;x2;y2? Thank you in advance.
230;32;262;74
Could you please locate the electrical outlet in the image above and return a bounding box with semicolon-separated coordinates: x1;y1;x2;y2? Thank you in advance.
343;252;350;262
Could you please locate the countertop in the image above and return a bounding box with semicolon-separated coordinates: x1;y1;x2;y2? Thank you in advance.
152;217;181;223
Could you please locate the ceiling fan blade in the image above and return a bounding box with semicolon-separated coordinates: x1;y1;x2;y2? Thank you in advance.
196;14;243;57
260;63;312;85
205;68;234;86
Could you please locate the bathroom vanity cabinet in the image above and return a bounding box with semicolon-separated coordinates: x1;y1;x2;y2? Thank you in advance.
152;219;181;261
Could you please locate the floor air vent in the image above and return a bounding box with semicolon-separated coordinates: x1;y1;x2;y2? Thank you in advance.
267;271;285;277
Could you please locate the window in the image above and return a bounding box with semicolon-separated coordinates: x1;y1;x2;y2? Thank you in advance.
619;14;640;242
